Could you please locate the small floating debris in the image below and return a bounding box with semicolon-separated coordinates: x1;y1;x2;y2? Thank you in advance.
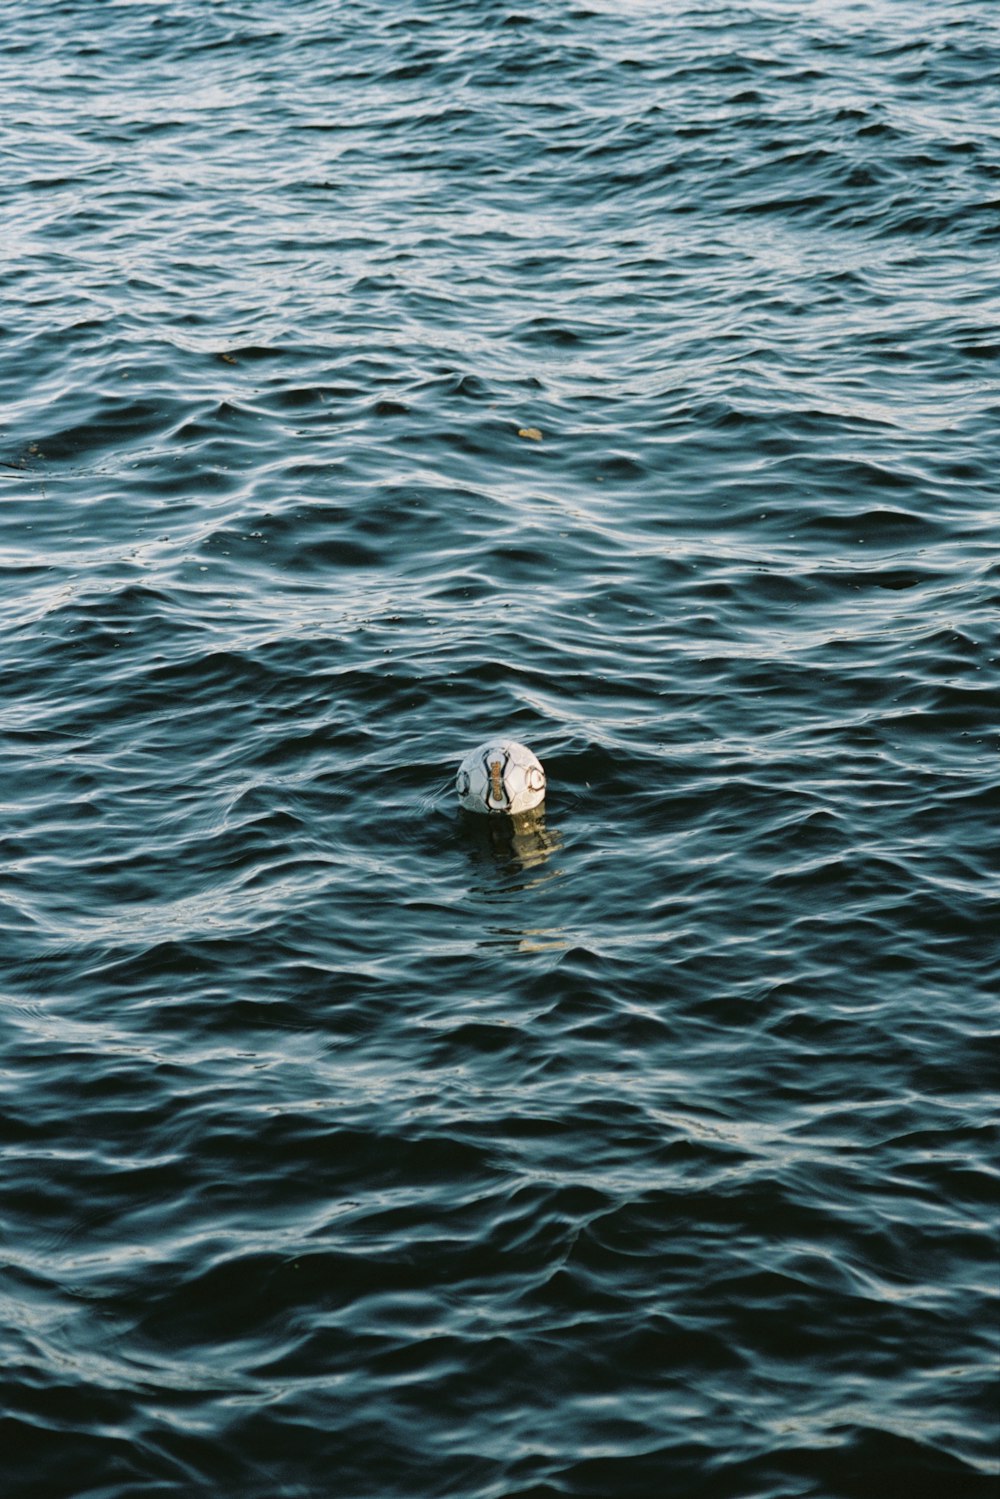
517;427;543;441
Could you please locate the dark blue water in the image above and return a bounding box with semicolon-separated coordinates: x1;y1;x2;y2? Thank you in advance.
2;2;998;1494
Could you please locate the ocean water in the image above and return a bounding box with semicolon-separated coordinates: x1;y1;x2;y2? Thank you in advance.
1;1;998;1494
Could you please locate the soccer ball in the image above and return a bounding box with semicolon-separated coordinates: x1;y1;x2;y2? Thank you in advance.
456;739;546;815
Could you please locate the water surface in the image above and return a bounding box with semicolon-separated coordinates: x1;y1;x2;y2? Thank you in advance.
2;2;998;1495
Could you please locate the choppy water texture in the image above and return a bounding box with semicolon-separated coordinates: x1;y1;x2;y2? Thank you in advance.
2;1;998;1494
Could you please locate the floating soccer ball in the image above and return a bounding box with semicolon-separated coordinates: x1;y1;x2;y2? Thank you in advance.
456;739;546;816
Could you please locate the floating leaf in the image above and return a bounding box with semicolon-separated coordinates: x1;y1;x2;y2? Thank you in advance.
518;427;542;441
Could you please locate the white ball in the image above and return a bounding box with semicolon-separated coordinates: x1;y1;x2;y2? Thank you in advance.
456;739;546;815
